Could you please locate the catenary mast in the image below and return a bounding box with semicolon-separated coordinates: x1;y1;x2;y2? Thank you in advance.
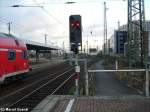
127;0;146;68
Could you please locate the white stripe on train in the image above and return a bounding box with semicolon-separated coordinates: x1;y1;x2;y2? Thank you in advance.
0;69;29;84
0;48;23;52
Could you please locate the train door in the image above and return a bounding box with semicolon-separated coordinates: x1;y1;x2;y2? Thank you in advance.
22;50;29;70
16;50;22;71
18;50;24;70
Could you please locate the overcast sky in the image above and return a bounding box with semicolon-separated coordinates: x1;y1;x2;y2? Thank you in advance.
0;0;150;51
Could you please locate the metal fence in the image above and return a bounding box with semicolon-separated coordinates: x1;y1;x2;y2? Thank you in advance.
68;58;149;97
87;69;149;97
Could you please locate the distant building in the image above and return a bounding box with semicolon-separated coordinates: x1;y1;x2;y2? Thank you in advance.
107;20;150;56
107;31;127;55
115;31;127;54
108;34;115;55
89;48;98;55
145;21;150;56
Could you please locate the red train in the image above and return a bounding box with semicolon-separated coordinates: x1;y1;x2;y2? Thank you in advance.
0;33;30;84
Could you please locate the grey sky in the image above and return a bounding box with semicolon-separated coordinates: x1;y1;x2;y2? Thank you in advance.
0;0;150;50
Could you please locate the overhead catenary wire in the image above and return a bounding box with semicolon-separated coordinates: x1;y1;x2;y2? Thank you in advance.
0;10;63;40
0;0;68;36
33;0;68;30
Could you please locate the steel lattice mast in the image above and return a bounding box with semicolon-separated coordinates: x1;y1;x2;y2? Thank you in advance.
127;0;145;68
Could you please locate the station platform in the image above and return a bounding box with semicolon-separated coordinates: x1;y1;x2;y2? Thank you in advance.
30;58;66;71
32;95;150;112
29;57;64;65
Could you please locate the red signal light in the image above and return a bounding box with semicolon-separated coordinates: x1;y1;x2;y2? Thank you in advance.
71;23;74;27
75;21;80;27
71;21;80;29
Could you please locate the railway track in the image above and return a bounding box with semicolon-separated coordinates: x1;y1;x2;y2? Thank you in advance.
0;66;75;111
0;63;71;96
10;69;75;111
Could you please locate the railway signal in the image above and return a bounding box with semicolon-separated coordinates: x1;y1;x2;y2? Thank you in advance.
69;15;82;54
71;44;78;54
69;15;82;96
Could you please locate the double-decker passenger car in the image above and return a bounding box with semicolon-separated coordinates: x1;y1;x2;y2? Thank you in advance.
0;33;30;84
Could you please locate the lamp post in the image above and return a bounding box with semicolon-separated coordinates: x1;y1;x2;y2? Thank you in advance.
64;2;76;4
11;5;43;8
45;34;47;46
7;22;12;35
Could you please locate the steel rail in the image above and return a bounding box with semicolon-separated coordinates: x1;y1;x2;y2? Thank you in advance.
0;66;73;101
7;67;74;108
51;73;76;95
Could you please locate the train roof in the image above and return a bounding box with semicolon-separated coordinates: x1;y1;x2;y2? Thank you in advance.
0;33;27;50
0;33;18;39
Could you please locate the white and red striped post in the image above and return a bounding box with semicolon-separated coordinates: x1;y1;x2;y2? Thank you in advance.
75;54;80;96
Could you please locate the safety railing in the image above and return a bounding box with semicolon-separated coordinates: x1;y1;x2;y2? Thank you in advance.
87;69;149;97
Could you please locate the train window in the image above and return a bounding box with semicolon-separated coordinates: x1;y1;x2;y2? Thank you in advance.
8;50;16;60
22;50;28;59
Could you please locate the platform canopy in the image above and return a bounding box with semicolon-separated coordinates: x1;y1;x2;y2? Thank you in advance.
0;32;62;51
23;39;62;51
